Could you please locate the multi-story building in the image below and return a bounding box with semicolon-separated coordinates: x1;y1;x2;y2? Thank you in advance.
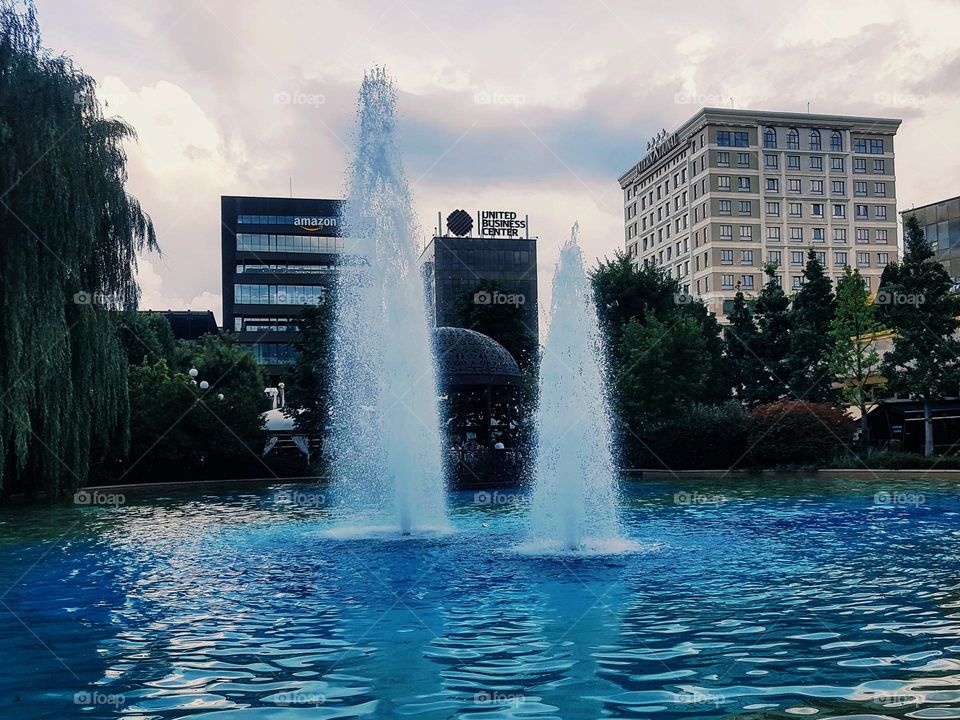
419;209;538;341
619;108;901;318
902;195;960;283
221;195;349;380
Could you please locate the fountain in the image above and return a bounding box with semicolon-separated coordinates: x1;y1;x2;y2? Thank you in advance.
527;223;623;552
327;68;448;535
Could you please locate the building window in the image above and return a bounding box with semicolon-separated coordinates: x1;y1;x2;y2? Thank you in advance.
878;252;889;265
741;249;753;264
876;206;887;219
769;250;782;265
854;158;867;173
876;229;888;243
810;179;823;195
738;201;752;215
830;130;843;152
719;200;732;215
831;180;845;195
764;154;779;169
869;138;884;154
791;251;804;265
720;225;733;240
792;276;803;290
873;159;885;173
830;157;844;172
788;178;802;193
853;138;867;153
790;227;803;242
737;152;750;167
833;204;846;218
812;203;824;217
787;155;801;170
738;176;751;191
718;131;748;147
874;182;886;196
835;251;848;266
722;274;735;289
767;227;782;242
787;128;800;149
857;252;870;267
810;156;823;170
809;129;821;150
788;202;802;217
718;175;732;191
812;227;825;242
766;201;780;216
854;181;867;196
814;251;826;265
764;127;777;148
833;228;847;243
856;228;869;243
740;226;753;240
234;284;326;305
741;275;755;289
717;151;730;166
767;178;780;192
855;204;868;219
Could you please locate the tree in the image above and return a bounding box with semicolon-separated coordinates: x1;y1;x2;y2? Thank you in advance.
878;215;960;455
746;401;852;468
453;279;538;373
786;249;836;402
117;311;176;366
283;302;335;439
723;287;764;405
752;264;791;404
0;1;157;497
829;267;883;448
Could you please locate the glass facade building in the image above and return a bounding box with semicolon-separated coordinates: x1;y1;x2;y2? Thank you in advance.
903;196;960;283
221;195;347;380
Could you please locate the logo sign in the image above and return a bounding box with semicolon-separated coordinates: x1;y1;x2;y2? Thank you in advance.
638;131;680;173
479;211;526;238
446;209;473;236
293;216;338;232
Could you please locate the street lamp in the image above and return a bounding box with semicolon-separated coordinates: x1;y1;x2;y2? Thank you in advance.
199;380;209;390
189;368;199;378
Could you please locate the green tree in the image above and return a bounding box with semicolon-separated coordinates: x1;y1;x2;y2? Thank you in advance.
0;1;157;497
878;215;960;455
723;287;764;405
117;311;176;366
786;249;836;401
283;302;335;439
829;267;883;448
453;279;539;373
753;264;791;404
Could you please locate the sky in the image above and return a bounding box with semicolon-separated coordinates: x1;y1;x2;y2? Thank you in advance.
32;0;960;327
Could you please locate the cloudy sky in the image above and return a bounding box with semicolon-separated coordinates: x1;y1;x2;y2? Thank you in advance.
34;0;960;326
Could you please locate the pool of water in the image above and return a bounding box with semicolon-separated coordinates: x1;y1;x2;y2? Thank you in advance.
2;477;960;719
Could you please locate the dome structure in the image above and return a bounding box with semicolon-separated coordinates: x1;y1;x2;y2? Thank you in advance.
432;327;522;387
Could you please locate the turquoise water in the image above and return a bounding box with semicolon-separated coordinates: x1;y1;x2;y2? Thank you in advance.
1;478;960;719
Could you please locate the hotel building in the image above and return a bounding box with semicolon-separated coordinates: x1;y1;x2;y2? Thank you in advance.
619;108;901;319
221;195;350;380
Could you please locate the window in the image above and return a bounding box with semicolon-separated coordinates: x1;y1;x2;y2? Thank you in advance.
719;200;732;215
764;154;779;169
789;178;802;193
833;228;847;243
812;227;825;242
769;250;782;265
869;138;884;154
809;129;821;150
856;228;869;243
790;227;803;242
833;204;846;218
878;252;889;265
873;159;885;173
810;179;824;195
718;175;732;191
722;274;735;289
740;226;753;240
787;128;799;149
766;178;780;192
835;251;848;266
741;275;755;289
738;176;751;191
737;152;750;167
741;249;753;264
236;233;344;254
792;276;803;290
717;151;730;166
791;251;804;265
854;181;867;196
717;131;748;147
863;276;871;291
234;284;326;305
767;227;782;241
876;229;888;243
854;158;866;173
831;180;845;195
876;206;887;219
812;203;824;217
855;204;868;219
766;201;781;216
788;202;802;217
764;127;777;148
788;155;801;170
738;201;752;215
719;224;733;240
857;252;870;267
814;251;826;265
853;138;867;153
810;156;823;170
830;131;843;152
830;157;844;172
875;182;886;196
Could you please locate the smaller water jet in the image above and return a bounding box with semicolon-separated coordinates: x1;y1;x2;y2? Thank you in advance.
527;222;624;553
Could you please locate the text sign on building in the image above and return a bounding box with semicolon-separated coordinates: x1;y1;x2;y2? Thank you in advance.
443;209;528;238
293;216;338;232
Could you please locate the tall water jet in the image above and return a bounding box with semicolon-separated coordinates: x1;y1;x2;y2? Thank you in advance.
528;223;621;551
327;68;447;535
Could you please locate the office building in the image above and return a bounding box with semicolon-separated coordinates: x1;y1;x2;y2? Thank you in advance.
221;195;347;379
902;195;960;283
419;209;538;340
619;108;901;318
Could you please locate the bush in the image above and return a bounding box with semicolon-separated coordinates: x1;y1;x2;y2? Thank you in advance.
832;450;960;470
640;402;750;470
746;401;853;469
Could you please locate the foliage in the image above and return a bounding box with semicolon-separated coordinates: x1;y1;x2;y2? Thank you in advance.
751;265;792;404
829;267;883;446
746;401;853;468
723;288;764;404
641;402;749;470
117;311;176;366
453;279;539;373
0;1;157;497
283;302;335;438
831;450;960;470
786;250;836;402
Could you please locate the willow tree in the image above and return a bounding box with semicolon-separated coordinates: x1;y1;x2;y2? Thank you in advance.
0;1;157;497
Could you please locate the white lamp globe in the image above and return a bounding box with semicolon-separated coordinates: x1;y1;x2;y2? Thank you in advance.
189;368;199;378
199;380;209;390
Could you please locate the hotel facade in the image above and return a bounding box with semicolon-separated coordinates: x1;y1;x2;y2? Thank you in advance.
619;108;901;319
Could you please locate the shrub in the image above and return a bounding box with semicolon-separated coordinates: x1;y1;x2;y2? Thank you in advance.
640;402;750;470
831;450;960;470
746;401;853;468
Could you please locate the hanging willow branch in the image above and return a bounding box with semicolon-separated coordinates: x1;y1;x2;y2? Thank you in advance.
0;0;158;497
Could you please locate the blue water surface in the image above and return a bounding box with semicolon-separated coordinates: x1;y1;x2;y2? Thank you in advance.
1;477;960;719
